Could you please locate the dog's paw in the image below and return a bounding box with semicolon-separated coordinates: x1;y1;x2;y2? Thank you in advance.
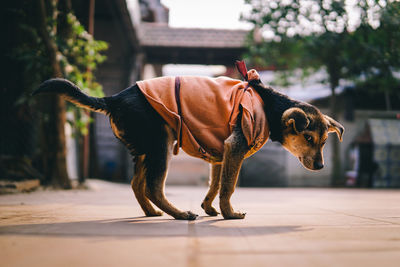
205;208;220;217
222;211;246;220
201;203;220;216
175;211;198;220
145;210;163;217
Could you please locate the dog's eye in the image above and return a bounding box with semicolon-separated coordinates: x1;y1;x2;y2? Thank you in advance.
304;134;313;144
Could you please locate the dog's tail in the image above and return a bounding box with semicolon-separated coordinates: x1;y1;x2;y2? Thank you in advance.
32;78;108;114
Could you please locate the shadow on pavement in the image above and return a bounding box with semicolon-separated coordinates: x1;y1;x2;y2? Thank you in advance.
0;216;308;239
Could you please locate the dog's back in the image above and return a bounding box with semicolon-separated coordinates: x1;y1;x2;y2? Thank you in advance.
33;80;168;156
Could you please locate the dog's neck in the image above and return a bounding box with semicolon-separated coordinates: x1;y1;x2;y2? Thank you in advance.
249;81;299;143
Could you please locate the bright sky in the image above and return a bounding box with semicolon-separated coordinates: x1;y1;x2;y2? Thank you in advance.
160;0;382;33
160;0;252;29
159;0;251;76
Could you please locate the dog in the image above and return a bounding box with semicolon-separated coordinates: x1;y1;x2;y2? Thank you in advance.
33;62;344;220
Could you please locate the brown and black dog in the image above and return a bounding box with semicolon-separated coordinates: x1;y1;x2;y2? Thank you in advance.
33;64;344;220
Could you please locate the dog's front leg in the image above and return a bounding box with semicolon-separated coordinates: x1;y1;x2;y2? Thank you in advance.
201;163;222;216
219;130;249;219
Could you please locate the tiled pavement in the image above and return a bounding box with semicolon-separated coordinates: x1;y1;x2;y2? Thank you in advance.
1;180;399;267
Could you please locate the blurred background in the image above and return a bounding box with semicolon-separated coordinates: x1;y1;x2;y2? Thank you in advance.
1;0;399;191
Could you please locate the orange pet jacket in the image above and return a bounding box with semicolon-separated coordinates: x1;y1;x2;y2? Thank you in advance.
137;72;269;162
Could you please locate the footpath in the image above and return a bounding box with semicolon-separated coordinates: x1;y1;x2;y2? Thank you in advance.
1;179;399;267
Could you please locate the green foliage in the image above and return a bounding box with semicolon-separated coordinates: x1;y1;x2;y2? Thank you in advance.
345;1;400;96
242;0;350;90
11;14;51;106
242;0;400;100
10;2;108;136
57;13;108;135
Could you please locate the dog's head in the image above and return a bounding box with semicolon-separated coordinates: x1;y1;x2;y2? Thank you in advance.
280;106;344;171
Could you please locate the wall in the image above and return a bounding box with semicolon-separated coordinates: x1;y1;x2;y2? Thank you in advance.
91;12;139;182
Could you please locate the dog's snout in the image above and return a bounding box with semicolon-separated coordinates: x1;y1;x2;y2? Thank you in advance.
313;161;324;170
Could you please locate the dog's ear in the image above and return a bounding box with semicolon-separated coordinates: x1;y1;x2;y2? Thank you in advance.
324;115;344;141
282;108;310;134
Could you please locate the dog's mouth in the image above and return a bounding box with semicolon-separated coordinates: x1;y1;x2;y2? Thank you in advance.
298;156;317;171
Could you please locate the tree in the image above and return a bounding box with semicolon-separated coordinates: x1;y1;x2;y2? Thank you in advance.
36;0;72;188
0;0;107;188
344;1;400;110
242;0;397;185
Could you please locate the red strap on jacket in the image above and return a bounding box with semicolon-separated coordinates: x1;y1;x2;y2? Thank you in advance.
173;76;182;155
235;60;248;81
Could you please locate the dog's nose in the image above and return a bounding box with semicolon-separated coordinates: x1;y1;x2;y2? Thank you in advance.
314;161;324;170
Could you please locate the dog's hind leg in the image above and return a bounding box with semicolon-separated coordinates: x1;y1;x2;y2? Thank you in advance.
131;155;163;217
145;126;198;220
201;163;222;216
